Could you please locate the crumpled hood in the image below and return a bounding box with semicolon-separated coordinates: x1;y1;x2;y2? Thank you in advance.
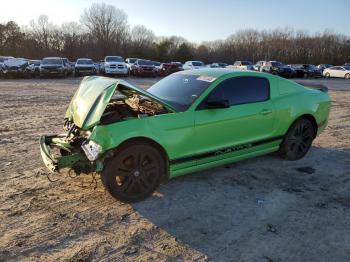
65;76;176;130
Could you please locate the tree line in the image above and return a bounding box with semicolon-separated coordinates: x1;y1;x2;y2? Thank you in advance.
0;2;349;65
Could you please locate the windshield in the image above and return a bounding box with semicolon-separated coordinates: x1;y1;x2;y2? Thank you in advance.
272;62;284;67
147;73;212;112
242;61;252;65
42;59;63;65
106;56;123;62
192;61;204;66
152;61;161;66
77;59;93;65
30;61;40;65
138;60;153;66
128;58;137;63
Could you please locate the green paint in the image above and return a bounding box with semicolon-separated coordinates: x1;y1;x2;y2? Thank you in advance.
41;70;331;178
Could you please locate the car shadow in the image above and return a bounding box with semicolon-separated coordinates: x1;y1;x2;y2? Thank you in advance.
132;146;350;261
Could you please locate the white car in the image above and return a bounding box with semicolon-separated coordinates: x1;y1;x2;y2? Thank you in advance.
183;61;205;70
103;56;128;76
323;66;350;79
253;61;267;71
125;58;138;72
230;61;255;70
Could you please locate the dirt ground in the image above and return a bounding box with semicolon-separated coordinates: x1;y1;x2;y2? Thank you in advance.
0;77;349;262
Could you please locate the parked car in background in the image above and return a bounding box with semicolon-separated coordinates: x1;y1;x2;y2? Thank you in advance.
207;63;228;68
289;64;322;78
253;61;267;71
323;66;350;79
40;57;66;78
262;61;295;78
343;63;350;67
125;58;138;74
317;64;333;73
132;59;157;77
231;61;254;70
103;56;128;76
0;56;14;68
183;61;205;70
29;60;41;77
172;62;183;70
2;58;34;78
74;58;97;76
151;61;161;75
62;58;73;76
160;62;184;76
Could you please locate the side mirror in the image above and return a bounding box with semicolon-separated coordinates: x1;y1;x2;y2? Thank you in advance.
205;99;230;109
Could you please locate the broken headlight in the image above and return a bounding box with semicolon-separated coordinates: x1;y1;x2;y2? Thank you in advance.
81;140;102;161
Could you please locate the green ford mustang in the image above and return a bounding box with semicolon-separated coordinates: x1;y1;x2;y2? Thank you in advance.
40;69;330;202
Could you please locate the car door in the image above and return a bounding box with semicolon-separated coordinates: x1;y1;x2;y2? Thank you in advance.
332;67;342;77
194;76;276;165
338;67;346;78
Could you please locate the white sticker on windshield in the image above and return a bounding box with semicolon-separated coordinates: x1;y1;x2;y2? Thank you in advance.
197;75;217;82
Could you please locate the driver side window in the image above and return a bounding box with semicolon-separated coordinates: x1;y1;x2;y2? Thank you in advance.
201;76;270;108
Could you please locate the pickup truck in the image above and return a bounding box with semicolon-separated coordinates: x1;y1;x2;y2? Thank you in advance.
103;56;129;76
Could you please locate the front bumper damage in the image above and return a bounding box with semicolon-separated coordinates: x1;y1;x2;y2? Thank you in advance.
39;135;100;173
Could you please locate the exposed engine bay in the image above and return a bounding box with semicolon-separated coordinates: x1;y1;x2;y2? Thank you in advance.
100;94;168;125
62;93;168;144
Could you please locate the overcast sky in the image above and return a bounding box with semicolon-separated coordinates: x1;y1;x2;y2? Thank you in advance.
1;0;349;42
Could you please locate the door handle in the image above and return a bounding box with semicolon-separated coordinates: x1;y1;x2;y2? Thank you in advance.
260;109;272;115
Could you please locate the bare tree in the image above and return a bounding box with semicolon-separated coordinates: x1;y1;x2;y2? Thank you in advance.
80;3;129;56
1;5;350;65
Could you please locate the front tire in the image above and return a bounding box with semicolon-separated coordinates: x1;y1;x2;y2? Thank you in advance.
278;118;315;160
102;142;165;202
345;73;350;80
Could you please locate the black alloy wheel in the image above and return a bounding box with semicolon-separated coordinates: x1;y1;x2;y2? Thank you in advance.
102;142;164;202
279;118;315;160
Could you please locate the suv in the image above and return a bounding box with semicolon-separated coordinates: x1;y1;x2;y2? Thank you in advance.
132;59;157;77
231;61;254;70
2;58;33;78
74;58;97;76
40;57;66;78
103;56;128;76
262;61;295;78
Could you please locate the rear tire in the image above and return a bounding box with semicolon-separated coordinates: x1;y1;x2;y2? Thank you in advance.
325;72;330;78
278;118;315;160
102;142;164;202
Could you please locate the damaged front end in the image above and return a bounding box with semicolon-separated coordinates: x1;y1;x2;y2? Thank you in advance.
39;76;175;174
